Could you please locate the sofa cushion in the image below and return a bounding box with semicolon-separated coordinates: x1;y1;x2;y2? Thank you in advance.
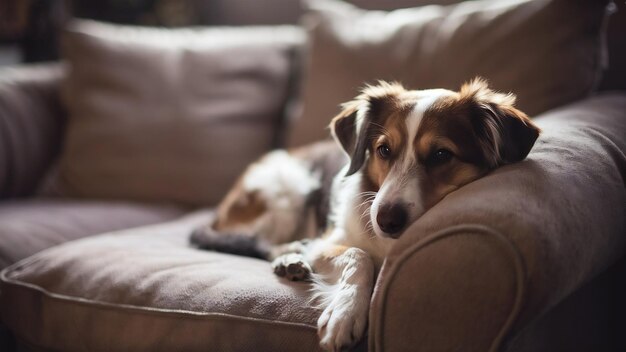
0;211;323;352
0;198;185;269
0;63;66;198
288;0;611;146
48;20;303;206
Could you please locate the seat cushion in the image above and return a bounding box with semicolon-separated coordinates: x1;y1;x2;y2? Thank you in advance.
0;211;323;352
0;198;186;269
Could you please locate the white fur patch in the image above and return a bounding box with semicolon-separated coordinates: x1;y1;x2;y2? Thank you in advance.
307;247;374;351
407;89;452;140
326;167;394;268
241;151;321;243
402;89;452;170
243;151;320;200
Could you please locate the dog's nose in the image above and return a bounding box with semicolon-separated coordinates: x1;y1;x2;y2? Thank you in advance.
376;203;408;237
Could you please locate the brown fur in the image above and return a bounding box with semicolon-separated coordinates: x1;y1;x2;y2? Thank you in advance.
214;180;267;231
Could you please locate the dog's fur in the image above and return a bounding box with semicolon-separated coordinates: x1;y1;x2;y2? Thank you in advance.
191;78;540;351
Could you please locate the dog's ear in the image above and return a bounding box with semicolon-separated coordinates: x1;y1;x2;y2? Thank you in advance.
329;100;369;176
330;81;407;176
461;77;541;167
330;100;360;157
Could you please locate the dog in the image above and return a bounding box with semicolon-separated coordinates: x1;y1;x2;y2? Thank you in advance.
191;78;540;351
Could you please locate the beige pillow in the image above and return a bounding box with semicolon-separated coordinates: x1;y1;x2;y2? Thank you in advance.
287;0;611;147
52;20;303;206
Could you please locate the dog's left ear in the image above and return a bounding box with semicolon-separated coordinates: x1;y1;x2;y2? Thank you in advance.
461;78;541;166
330;81;407;176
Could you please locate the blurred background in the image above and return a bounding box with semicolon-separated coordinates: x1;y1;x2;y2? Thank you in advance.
0;0;453;64
0;0;625;90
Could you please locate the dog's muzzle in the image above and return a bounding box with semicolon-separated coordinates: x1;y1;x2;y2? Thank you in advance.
376;203;408;238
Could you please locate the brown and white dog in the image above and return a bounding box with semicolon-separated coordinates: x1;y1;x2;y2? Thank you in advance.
191;78;540;351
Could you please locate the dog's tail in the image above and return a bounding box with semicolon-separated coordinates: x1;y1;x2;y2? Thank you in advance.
190;226;272;260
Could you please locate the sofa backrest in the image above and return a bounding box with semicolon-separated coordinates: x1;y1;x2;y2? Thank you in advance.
197;0;625;92
196;0;459;25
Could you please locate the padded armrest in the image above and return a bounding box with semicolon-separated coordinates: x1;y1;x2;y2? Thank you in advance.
369;93;626;351
0;62;66;199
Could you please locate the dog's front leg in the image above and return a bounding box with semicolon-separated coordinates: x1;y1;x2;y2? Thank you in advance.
309;243;375;351
270;239;375;350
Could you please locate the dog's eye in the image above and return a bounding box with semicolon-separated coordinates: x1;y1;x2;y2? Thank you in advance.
377;144;392;160
429;148;454;165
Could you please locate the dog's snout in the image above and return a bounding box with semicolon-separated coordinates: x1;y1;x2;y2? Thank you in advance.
376;203;408;237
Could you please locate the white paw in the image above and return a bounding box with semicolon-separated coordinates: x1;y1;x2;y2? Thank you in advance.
271;253;312;281
317;288;369;351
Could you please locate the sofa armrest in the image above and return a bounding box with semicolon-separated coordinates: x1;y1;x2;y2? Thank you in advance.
369;93;626;351
371;225;525;352
0;62;66;198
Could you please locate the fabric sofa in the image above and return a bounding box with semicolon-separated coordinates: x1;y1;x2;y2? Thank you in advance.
1;0;625;351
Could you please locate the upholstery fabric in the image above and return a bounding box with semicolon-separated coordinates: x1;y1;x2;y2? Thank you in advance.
0;63;66;198
287;0;611;147
0;211;323;352
49;20;304;206
0;198;185;269
370;93;626;351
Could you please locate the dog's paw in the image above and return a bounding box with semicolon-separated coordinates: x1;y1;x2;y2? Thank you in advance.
271;253;312;281
317;288;368;351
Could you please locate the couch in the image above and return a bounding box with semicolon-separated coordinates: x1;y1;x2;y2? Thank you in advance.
1;0;625;351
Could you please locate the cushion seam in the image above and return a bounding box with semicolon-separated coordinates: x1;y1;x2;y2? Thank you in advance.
0;269;318;331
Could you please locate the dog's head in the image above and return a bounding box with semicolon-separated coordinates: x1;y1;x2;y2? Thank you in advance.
330;78;540;239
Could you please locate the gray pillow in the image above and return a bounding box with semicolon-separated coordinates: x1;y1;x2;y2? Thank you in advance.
51;20;303;206
287;0;611;147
